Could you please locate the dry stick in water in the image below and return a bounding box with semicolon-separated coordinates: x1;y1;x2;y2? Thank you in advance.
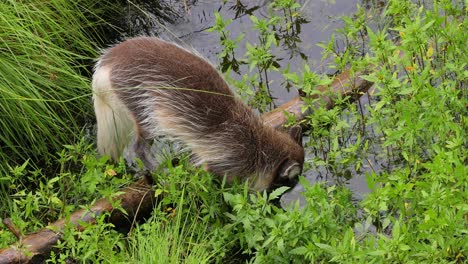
0;70;372;264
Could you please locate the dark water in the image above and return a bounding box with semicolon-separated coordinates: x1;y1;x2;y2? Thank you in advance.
105;0;375;205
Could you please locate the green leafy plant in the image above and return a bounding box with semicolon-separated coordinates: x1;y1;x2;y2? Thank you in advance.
209;0;309;112
221;178;357;263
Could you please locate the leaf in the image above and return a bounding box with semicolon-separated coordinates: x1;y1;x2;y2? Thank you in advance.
289;246;308;255
262;234;276;248
367;250;387;256
105;169;117;177
365;172;376;191
223;192;234;203
48;176;60;185
426;44;434;57
374;100;386;111
249;15;258;24
314;243;336;254
399;244;411;251
421;20;435;31
402;151;409;161
283;72;299;83
269;186;290;201
277;238;285;252
50;196;63;206
392;220;400;238
445;139;460;149
398;87;414;95
154;188;163;197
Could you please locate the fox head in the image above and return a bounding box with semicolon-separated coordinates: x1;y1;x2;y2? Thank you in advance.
251;125;304;192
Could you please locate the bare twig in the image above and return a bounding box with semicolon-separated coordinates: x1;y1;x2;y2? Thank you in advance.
2;219;23;240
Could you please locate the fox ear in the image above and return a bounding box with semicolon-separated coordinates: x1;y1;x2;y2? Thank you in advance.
288;125;302;145
278;160;302;180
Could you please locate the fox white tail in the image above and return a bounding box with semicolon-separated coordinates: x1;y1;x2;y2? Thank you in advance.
92;65;134;161
92;37;304;191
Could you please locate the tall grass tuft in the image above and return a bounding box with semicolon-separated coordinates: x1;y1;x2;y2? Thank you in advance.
0;0;102;175
125;193;216;264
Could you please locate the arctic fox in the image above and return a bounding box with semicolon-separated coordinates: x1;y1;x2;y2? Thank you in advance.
92;37;304;191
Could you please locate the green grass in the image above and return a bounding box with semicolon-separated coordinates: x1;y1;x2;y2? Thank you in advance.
0;0;102;175
124;193;215;264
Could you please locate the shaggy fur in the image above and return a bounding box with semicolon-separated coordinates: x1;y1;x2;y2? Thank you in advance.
93;37;304;191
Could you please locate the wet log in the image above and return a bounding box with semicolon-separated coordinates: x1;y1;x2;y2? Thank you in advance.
0;179;155;264
0;69;372;264
263;70;373;128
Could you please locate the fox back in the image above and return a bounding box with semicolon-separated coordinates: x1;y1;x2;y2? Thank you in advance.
92;37;304;191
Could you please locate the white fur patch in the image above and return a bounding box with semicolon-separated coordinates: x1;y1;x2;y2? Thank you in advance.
93;65;135;160
287;164;301;179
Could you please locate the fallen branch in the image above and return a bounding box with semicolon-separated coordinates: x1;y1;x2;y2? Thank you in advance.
263;70;372;128
0;180;155;264
0;69;372;264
